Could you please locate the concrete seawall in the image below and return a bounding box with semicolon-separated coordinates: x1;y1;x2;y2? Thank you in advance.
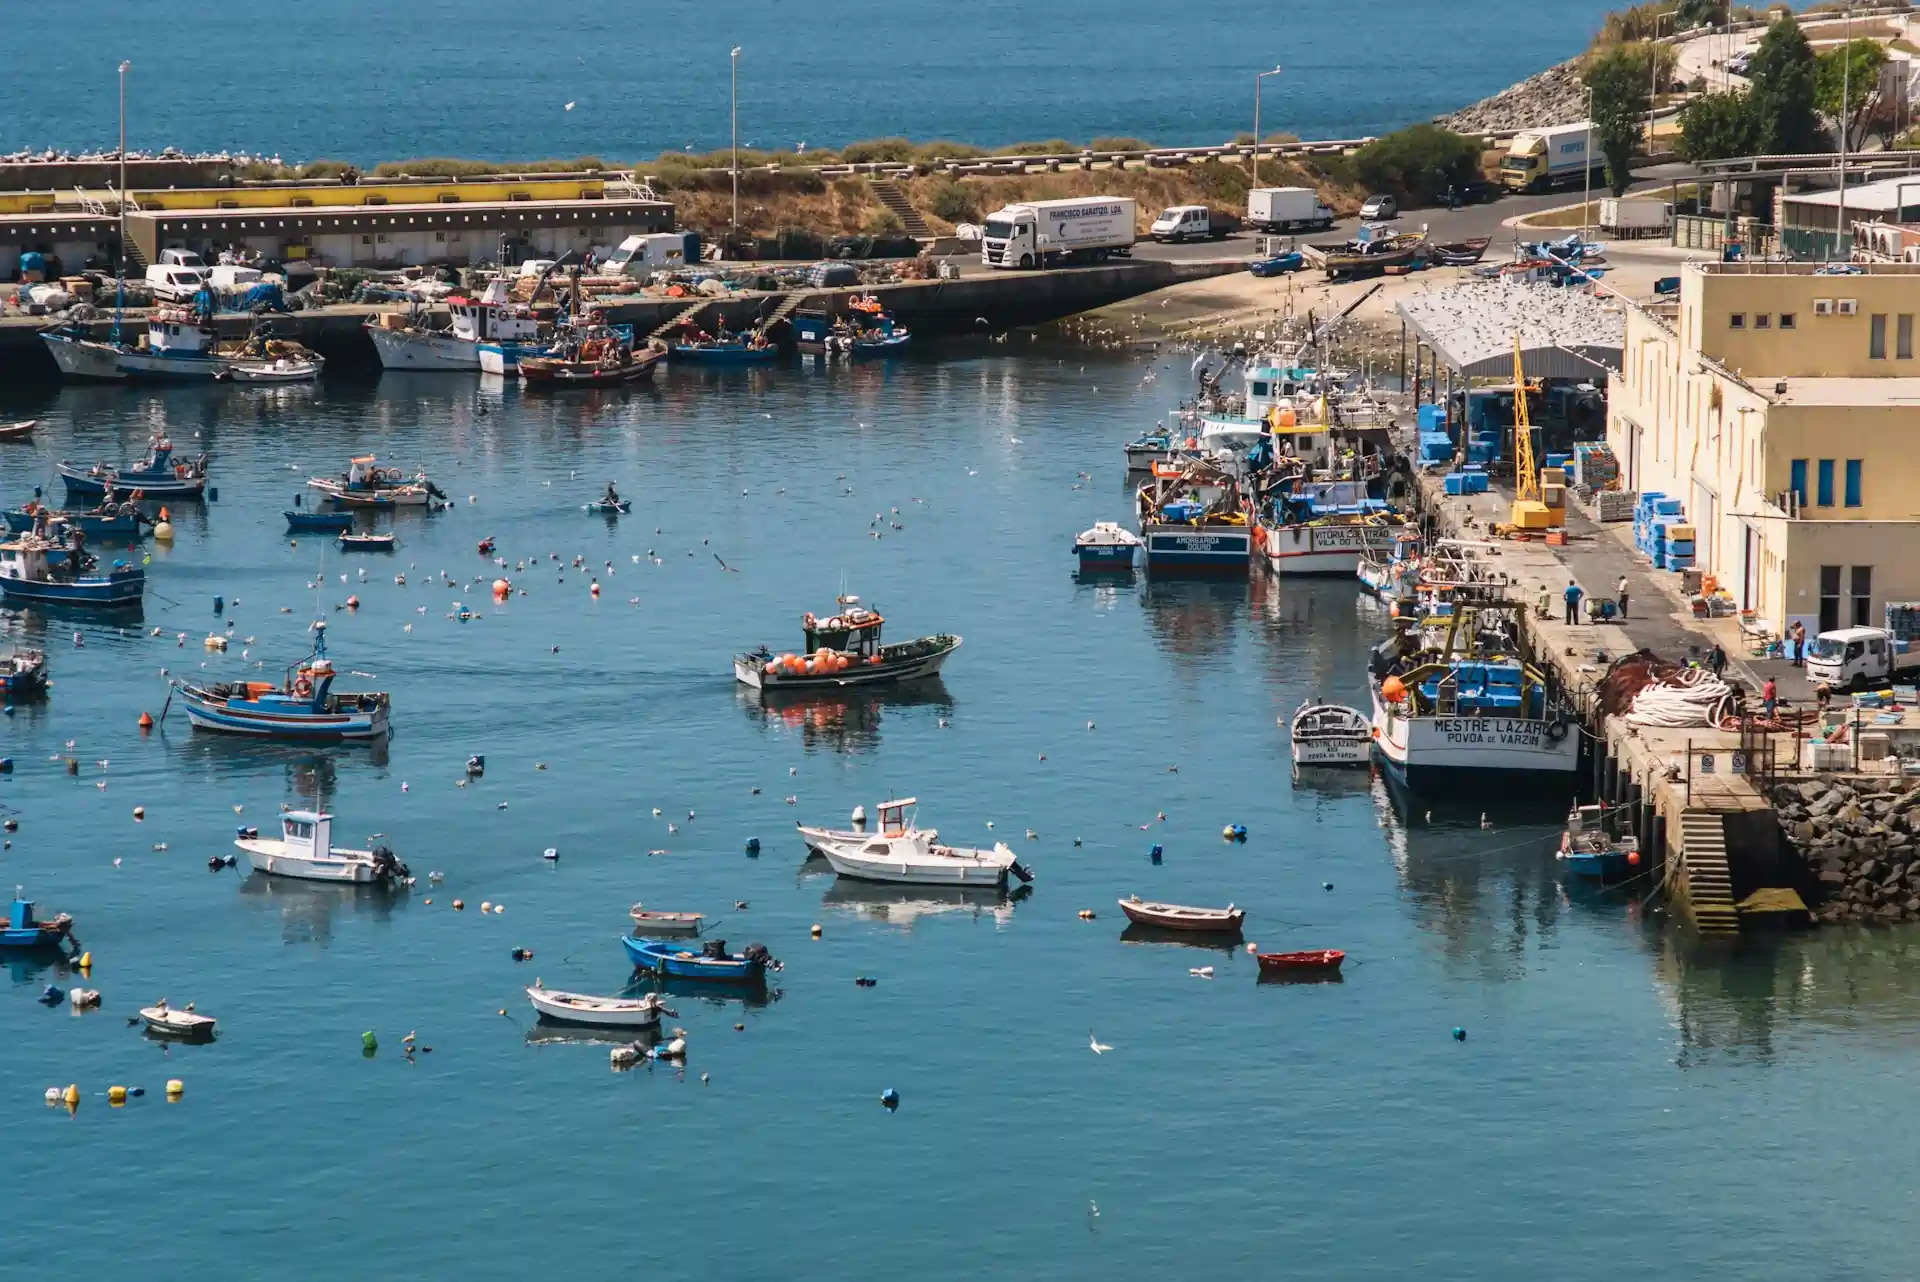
0;257;1241;379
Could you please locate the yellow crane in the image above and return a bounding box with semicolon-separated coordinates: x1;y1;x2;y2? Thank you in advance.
1507;333;1563;531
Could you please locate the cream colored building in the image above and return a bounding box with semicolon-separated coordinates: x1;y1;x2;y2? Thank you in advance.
1607;261;1920;637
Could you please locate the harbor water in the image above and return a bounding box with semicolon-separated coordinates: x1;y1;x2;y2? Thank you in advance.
2;349;1918;1280
11;0;1621;161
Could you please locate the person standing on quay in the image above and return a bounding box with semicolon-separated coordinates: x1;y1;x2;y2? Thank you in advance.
1616;574;1630;619
1763;676;1778;720
1708;642;1727;678
1563;579;1584;626
1790;620;1807;667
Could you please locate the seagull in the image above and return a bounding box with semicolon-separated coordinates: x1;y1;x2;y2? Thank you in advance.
564;101;576;111
714;553;739;573
1089;1031;1112;1055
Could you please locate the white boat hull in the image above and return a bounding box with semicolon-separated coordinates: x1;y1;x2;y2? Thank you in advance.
228;360;320;383
117;350;232;380
1292;738;1372;766
1262;522;1406;577
527;987;662;1028
40;333;127;381
366;325;479;371
818;845;1010;886
235;837;381;882
1370;688;1579;784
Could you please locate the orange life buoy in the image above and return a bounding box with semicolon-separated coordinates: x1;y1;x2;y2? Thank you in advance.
293;676;314;698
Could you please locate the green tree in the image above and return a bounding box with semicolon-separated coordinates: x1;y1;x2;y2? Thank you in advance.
1815;39;1889;150
1677;89;1759;161
1351;125;1482;205
1674;0;1727;29
1585;47;1651;196
1744;14;1822;154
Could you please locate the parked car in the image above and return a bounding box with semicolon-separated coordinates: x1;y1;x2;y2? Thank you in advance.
1456;178;1502;206
1359;194;1399;221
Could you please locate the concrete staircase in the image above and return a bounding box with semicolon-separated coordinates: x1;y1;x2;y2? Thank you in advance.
764;289;807;324
1678;810;1740;935
647;300;709;340
869;179;931;239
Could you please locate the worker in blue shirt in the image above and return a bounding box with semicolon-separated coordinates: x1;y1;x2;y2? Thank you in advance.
1563;579;1583;626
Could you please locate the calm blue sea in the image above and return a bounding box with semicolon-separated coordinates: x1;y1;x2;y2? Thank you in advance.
6;0;1621;162
0;347;1917;1280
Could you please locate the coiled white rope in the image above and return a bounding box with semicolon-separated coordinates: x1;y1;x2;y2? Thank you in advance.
1625;668;1739;728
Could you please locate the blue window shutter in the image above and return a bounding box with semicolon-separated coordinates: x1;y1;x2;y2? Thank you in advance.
1790;458;1808;505
1817;459;1835;507
1845;459;1862;508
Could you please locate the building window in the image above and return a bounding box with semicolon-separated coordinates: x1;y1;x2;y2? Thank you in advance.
1817;458;1835;507
1871;313;1888;359
1845;459;1863;508
1852;565;1874;628
1755;314;1771;329
1729;313;1746;329
1821;565;1842;633
1901;315;1914;360
1790;458;1808;506
1779;312;1797;329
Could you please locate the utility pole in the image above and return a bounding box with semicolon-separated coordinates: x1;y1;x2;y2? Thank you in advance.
730;46;742;237
1584;86;1595;243
1650;11;1674;156
1838;6;1852;258
118;59;130;285
1252;65;1283;187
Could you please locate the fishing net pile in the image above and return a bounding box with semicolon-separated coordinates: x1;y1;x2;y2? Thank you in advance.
1597;650;1740;728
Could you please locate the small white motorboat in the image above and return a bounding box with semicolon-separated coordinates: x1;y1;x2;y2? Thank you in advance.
234;810;411;884
139;999;217;1039
526;984;667;1028
628;905;704;936
1073;520;1142;571
1288;702;1373;767
223;355;323;384
804;798;1033;887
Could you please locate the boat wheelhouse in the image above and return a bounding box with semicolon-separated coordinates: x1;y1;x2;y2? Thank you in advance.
734;595;959;691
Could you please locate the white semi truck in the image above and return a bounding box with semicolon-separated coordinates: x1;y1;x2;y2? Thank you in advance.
1500;122;1602;193
981;196;1136;269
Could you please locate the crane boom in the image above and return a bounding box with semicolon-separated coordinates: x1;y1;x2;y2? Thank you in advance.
1511;332;1539;505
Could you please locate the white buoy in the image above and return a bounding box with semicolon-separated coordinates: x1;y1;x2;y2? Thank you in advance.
851;804;867;833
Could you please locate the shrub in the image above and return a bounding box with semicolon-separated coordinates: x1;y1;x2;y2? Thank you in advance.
840;137;917;164
997;139;1078;155
369;156;605;178
1352;125;1481;204
914;141;987;162
925;178;977;222
1090;136;1152;152
864;208;904;234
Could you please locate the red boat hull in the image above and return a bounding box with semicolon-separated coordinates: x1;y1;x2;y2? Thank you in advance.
1256;949;1345;971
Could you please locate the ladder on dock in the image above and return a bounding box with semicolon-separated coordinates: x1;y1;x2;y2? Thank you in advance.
1678;810;1739;935
868;179;931;240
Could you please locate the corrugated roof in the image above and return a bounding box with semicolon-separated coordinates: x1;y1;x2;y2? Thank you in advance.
1396;278;1625;380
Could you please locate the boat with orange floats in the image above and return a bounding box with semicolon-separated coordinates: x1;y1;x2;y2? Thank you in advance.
733;594;960;691
518;318;666;388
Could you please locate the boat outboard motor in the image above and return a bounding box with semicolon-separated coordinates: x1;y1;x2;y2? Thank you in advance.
370;845;410;881
1368;636;1401;680
741;942;779;972
1009;859;1035;884
702;938;729;959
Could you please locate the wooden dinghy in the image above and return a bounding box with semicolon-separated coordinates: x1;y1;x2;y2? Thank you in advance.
1116;895;1244;934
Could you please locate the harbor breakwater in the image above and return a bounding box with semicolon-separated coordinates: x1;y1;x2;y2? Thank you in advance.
1772;778;1920;925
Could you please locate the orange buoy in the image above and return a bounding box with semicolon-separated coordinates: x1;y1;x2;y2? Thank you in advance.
346;595;360;610
1382;675;1407;703
138;711;154;729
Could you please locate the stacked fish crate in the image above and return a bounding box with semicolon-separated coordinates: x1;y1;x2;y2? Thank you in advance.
1634;493;1692;570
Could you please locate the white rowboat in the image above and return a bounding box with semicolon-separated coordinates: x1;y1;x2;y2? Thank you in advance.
526;985;666;1028
139;1001;218;1038
1288;702;1373;767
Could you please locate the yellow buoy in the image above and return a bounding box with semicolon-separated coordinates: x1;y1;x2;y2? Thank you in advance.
62;1083;79;1107
165;1079;184;1099
153;521;175;542
108;1085;127;1105
78;951;92;970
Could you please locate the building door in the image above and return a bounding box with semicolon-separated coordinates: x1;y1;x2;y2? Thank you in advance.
1628;421;1642;493
1852;565;1874;628
1742;523;1759;610
1820;565;1842;634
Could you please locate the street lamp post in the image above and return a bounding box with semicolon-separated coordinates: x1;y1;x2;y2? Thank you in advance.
1838;6;1852;258
1252;65;1283;187
730;46;741;237
118;59;130;285
1649;11;1674;156
1583;86;1595;243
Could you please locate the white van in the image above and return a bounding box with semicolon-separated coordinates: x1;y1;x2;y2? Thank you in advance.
1150;205;1220;243
145;249;208;303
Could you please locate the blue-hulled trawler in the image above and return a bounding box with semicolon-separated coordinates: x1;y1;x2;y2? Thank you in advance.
59;434;208;500
0;536;145;609
1135;459;1252;573
174;623;390;741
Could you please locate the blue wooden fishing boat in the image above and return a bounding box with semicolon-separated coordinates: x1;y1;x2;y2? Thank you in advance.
852;325;911;357
174;625;390;740
668;327;779;364
4;501;149;540
0;538;144;608
1556;803;1638;879
582;499;631;514
1248;251;1305;277
59;435;208;500
1;648;48;697
1;893;76;951
285;509;354;533
622;936;776;983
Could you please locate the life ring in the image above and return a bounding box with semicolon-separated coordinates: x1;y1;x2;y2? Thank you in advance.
175;464;188;478
1545;720;1570;742
1560;831;1571;854
293;676;314;698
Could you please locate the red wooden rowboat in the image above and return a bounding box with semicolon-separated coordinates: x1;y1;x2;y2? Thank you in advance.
1117;896;1244;934
1256;949;1345;972
0;420;38;442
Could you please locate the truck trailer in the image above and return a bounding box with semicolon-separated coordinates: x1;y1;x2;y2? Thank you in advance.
981;197;1136;269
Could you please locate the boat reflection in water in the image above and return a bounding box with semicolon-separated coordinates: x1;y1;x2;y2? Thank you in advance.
736;679;954;754
524;1021;664;1051
1139;576;1248;665
1118;922;1246;954
820;876;1028;931
235;870;409;946
1256;965;1346;986
626;972;782;1011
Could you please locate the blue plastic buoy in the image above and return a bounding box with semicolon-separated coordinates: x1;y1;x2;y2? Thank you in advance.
40;984;62;1005
1452;1027;1467;1042
1149;843;1163;864
31;485;41;499
1232;824;1248;841
744;837;761;856
129;1086;145;1097
213;595;224;614
0;757;11;772
881;1088;900;1109
208;486;218;502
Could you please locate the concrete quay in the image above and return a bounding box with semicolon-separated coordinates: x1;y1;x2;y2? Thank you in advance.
0;256;1242;379
1411;469;1789;936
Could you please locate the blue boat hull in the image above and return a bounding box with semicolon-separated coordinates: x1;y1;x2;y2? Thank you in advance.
1561;850;1629;879
1075;544;1136;570
0;571;145;607
60;471;204;500
4;511;144;538
671;344;778;365
179;688;388;740
622;935;766;982
1143;528;1251;572
286;511;355;532
852;334;911;357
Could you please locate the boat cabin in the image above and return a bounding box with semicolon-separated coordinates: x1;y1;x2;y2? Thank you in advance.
1414;658;1544;719
280;810;334;859
449;279;543;345
802;596;885;658
144;309;218;357
0;539;54;584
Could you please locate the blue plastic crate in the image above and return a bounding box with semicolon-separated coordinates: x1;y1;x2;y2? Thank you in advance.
1444;473;1466;495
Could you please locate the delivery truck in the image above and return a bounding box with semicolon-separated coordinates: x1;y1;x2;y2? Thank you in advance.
981;197;1135;269
1500;122;1602;193
1598;198;1671;236
1245;186;1335;233
1806;627;1920;690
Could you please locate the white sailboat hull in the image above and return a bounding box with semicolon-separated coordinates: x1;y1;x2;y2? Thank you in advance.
814;837;1011;886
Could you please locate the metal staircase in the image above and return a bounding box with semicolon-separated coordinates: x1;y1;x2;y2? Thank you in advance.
648;300;709;340
869;179;931;239
1678;810;1739;934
